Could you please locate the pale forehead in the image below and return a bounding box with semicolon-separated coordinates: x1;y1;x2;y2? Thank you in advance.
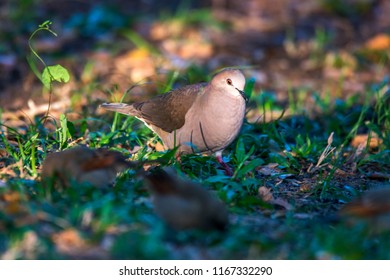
214;69;244;80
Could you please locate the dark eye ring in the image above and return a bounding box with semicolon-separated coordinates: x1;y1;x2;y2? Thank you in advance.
226;78;232;85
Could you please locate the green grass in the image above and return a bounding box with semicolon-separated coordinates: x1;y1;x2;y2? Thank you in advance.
1;74;389;259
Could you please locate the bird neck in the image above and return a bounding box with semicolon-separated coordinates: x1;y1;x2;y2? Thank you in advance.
199;86;246;113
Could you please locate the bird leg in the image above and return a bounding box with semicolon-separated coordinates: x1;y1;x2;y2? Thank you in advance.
215;151;233;176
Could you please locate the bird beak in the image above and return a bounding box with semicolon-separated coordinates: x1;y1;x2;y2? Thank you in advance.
236;88;248;102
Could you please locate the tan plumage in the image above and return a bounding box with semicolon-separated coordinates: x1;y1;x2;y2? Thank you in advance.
101;69;247;155
144;167;229;231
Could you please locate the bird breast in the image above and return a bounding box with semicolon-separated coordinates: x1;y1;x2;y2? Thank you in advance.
165;92;246;153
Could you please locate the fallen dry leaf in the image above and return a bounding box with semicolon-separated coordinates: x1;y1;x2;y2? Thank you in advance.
147;139;165;152
270;197;294;210
2;191;20;202
324;50;357;77
114;48;156;82
258;186;273;201
51;228;107;259
52;228;85;251
299;183;312;192
0;148;8;157
258;186;293;210
351;134;382;149
150;20;185;41
365;34;390;51
0;191;39;227
257;163;281;176
161;39;213;60
1;159;24;178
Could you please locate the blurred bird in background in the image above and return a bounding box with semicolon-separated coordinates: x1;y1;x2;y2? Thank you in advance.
41;146;132;189
144;167;229;231
340;187;390;232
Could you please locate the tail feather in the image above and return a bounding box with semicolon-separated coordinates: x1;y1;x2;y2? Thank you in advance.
100;103;137;115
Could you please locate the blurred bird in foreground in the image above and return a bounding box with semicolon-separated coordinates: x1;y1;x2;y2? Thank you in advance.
340;187;390;232
144;167;229;231
41;146;132;188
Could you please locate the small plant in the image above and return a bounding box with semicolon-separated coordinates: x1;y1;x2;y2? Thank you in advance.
233;137;264;180
27;20;70;119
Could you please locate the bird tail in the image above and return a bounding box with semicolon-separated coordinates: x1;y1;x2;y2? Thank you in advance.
100;103;137;116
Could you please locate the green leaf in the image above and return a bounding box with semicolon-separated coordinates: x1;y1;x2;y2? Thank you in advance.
244;77;255;100
236;158;264;178
235;138;246;163
204;175;231;184
67;120;76;138
59;114;71;148
26;54;42;80
39;20;52;28
41;64;70;89
123;30;160;55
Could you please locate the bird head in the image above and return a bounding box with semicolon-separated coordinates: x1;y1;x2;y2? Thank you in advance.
210;69;247;102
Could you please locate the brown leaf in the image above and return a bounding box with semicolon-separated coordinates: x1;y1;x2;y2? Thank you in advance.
365;34;390;51
299;183;312;192
0;148;9;157
351;134;382;149
2;191;20;202
51;228;108;259
52;228;85;250
150;21;184;41
257;163;281;176
258;186;273;201
148;140;165;152
114;48;155;82
269;197;294;210
258;186;294;210
161;39;213;60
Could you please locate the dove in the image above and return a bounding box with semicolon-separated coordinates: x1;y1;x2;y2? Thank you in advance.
41;146;132;188
144;167;229;231
101;69;247;174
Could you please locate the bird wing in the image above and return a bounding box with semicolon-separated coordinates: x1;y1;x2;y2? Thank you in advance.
101;83;205;133
132;83;205;133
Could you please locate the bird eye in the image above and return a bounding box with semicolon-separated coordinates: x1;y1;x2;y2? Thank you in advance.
226;78;232;86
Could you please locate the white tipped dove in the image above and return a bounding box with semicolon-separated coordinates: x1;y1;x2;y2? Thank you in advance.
101;69;247;172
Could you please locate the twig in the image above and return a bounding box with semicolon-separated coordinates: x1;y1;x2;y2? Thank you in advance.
308;132;336;173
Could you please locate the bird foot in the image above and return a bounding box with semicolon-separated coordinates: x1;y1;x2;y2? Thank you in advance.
216;154;233;176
